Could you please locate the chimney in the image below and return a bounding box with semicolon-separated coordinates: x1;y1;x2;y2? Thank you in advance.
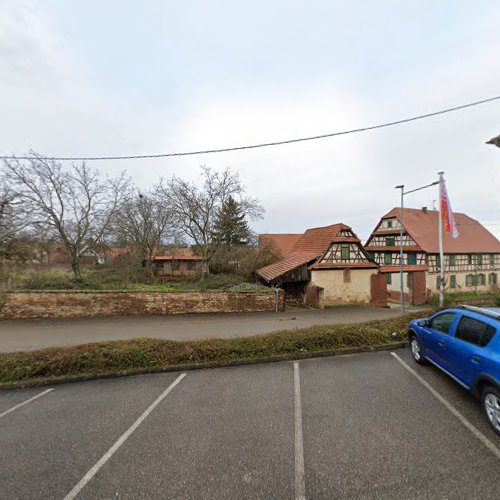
422;207;428;213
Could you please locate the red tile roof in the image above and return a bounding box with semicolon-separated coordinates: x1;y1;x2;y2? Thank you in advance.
106;248;132;261
259;233;302;256
291;224;350;253
255;251;319;282
153;247;203;261
256;223;361;281
382;208;500;254
379;265;428;273
311;262;379;270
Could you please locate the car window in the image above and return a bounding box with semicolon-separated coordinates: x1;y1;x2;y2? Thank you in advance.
455;316;496;347
429;313;456;334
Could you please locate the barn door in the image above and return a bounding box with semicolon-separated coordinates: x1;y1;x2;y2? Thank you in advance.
370;273;388;307
411;271;427;305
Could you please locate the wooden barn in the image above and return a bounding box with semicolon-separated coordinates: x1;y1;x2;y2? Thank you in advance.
256;224;385;307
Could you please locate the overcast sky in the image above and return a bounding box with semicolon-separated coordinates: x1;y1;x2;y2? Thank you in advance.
2;0;500;242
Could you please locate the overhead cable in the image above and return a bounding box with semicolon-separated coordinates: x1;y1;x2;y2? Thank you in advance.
1;95;499;162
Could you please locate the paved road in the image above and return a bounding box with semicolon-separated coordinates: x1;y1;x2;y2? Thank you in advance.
1;349;499;499
0;306;417;352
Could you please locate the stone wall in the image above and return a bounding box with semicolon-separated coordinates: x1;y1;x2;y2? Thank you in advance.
0;290;285;320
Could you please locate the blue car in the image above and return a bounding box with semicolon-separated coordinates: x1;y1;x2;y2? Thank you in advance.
408;305;500;436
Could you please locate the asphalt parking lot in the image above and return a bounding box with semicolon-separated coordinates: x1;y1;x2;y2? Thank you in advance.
1;349;499;499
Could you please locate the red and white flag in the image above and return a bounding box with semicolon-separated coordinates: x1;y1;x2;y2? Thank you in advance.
440;180;459;239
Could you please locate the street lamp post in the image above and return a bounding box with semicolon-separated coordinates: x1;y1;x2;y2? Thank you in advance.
394;180;440;314
395;185;405;314
486;135;500;148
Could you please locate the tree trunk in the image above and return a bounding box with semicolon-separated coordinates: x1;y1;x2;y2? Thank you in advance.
70;256;81;280
146;259;154;278
201;259;210;280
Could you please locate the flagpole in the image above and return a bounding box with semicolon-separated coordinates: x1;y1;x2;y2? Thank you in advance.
438;171;445;308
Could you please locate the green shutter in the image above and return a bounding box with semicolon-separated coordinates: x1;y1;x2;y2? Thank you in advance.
341;245;350;261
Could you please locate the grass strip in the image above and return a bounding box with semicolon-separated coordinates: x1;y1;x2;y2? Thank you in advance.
0;313;421;387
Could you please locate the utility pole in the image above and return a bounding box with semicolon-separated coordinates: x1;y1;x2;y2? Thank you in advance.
437;172;445;308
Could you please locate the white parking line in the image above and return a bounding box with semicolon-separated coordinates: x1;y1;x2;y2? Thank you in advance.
62;373;186;500
294;362;306;500
391;352;500;461
0;388;54;419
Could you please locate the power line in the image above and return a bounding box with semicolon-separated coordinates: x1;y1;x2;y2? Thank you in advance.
1;94;499;162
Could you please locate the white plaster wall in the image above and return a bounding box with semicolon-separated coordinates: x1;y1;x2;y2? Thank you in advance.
386;272;410;292
426;271;497;294
310;269;374;305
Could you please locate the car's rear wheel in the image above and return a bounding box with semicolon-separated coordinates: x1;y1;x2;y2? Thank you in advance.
410;335;427;365
481;385;500;437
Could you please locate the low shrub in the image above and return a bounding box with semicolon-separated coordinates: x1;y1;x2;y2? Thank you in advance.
21;271;92;290
11;269;267;293
0;313;419;385
427;292;454;312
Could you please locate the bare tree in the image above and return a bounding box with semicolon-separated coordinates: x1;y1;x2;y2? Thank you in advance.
160;166;264;277
0;180;29;260
3;153;129;279
113;185;174;276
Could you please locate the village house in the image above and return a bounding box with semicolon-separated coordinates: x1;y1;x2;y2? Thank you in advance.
364;207;500;303
256;224;385;307
152;247;204;277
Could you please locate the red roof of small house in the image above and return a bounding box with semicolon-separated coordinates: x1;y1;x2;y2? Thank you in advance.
255;223;365;282
153;247;203;261
380;208;500;254
259;233;302;256
106;248;132;261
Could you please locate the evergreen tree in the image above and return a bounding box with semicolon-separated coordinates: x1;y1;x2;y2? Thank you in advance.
213;196;251;247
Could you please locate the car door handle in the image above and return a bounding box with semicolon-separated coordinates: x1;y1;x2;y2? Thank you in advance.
438;341;446;347
471;355;480;363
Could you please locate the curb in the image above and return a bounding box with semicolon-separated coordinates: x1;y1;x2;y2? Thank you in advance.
0;341;408;390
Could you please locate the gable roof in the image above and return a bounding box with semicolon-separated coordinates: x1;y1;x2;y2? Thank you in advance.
255;251;320;282
290;224;350;253
153;247;203;261
259;233;302;256
381;207;500;254
255;223;355;282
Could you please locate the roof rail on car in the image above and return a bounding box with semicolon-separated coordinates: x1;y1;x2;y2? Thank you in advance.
455;304;500;320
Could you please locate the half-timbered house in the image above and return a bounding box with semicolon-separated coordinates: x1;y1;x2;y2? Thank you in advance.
255;224;384;306
364;207;500;303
